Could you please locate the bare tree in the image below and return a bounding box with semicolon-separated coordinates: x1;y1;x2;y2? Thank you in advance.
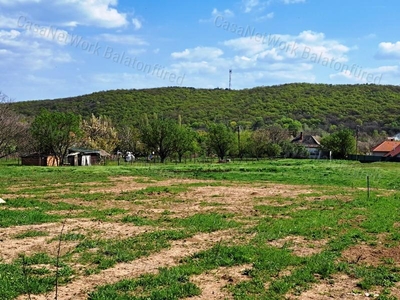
118;125;144;155
0;92;30;158
267;124;290;144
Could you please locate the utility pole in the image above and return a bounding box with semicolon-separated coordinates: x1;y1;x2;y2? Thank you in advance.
355;125;360;160
229;69;232;90
237;125;241;159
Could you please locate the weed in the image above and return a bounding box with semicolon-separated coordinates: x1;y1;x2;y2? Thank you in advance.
13;230;49;239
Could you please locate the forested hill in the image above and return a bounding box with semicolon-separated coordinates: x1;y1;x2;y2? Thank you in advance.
10;83;400;132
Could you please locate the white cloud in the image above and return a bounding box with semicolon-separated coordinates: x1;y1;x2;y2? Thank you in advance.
171;47;224;60
222;30;350;65
223;36;269;56
169;37;320;89
298;30;324;42
0;28;73;71
132;18;142;30
0;29;21;39
167;30;348;88
376;41;400;59
62;0;128;28
329;64;397;84
256;12;274;21
6;0;128;28
200;8;234;22
22;26;71;45
243;0;260;13
212;8;234;18
0;15;19;28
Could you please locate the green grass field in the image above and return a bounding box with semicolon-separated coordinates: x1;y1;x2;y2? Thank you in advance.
0;159;399;299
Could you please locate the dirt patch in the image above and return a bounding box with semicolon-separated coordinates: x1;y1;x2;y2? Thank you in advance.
174;184;312;218
186;264;252;300
182;183;312;202
286;273;382;299
92;177;212;194
17;229;239;300
0;219;154;263
391;282;400;298
51;181;316;220
341;243;400;266
268;236;328;257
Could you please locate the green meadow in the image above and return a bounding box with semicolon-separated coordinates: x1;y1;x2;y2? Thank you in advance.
0;159;399;299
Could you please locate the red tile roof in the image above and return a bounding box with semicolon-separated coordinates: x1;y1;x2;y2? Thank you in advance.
384;144;400;157
372;141;400;153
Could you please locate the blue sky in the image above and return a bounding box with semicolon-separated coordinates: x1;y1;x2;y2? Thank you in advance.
1;0;400;101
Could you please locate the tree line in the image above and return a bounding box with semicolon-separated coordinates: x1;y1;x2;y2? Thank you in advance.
10;84;400;136
1;89;364;164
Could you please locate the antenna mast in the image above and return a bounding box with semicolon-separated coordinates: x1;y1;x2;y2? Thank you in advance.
229;69;232;90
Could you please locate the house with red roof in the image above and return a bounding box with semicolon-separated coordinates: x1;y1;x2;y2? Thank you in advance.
371;140;400;157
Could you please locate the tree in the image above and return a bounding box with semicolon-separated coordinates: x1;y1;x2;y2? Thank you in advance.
0;92;30;158
280;141;309;158
249;128;270;159
265;143;282;158
80;114;118;154
174;125;195;163
267;124;290;145
278;117;302;137
140;116;178;163
31;110;82;165
320;128;356;159
207;123;235;161
117;125;144;155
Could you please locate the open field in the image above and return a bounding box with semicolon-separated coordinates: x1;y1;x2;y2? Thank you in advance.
0;159;400;299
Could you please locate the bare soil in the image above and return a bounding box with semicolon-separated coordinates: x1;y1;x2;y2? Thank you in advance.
268;235;328;257
286;273;382;299
2;176;398;299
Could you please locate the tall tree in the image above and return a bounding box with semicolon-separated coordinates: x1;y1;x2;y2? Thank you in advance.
249;128;271;159
320;128;356;159
31;110;82;165
80;114;118;154
174;125;195;163
207;123;235;161
0;92;29;158
140;116;178;163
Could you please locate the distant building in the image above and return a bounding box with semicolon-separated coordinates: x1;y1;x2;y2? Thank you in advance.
291;132;322;158
21;153;59;166
371;140;400;157
67;148;110;166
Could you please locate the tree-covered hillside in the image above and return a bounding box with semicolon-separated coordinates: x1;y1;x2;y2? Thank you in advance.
10;83;400;133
